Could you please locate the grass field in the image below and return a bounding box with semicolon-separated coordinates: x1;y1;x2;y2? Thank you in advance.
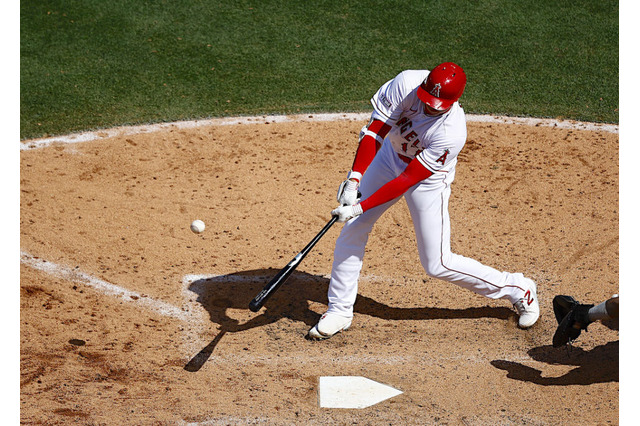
20;0;618;140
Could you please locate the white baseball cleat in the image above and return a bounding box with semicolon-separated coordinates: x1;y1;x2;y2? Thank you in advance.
307;312;352;340
514;278;540;328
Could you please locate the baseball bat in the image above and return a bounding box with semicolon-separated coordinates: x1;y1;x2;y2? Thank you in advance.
249;215;338;312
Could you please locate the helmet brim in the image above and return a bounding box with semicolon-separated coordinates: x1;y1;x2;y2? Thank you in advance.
417;84;455;111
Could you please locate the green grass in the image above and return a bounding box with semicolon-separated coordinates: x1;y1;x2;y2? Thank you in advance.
20;0;618;139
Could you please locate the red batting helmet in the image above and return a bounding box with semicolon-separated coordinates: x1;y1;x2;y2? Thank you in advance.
417;62;467;110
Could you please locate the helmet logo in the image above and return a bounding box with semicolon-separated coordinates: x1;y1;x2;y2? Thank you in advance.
430;83;442;97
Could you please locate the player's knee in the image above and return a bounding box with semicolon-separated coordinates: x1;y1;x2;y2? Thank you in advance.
422;261;447;279
421;251;460;281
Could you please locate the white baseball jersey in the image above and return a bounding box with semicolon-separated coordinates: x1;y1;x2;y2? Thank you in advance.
370;70;467;173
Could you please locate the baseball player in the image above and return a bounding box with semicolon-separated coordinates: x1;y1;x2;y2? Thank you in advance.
308;62;540;340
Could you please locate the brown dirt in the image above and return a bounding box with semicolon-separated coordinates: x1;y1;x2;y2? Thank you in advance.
20;117;619;425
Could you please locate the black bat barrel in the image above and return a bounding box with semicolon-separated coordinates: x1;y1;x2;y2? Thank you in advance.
249;215;338;312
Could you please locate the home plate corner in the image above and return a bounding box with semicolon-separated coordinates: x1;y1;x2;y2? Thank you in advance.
318;376;403;409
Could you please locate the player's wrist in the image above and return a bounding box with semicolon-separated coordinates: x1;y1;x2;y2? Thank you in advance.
347;170;362;183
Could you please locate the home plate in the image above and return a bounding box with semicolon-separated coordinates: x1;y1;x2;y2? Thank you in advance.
318;376;403;408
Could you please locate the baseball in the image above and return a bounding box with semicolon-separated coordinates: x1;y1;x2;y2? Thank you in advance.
190;219;205;234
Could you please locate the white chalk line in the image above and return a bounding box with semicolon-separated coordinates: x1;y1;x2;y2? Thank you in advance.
20;112;618;151
20;250;190;322
176;351;534;366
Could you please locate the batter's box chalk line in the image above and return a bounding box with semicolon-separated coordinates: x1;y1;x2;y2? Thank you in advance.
20;251;189;321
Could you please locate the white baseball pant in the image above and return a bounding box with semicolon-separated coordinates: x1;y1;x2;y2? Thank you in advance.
326;139;531;318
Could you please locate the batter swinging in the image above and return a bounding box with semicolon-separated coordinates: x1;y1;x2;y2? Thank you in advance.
308;62;540;340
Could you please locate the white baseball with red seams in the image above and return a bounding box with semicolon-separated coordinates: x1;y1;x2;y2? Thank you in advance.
323;67;539;330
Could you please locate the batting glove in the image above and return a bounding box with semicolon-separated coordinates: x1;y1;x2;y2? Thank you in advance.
337;171;362;206
332;204;363;223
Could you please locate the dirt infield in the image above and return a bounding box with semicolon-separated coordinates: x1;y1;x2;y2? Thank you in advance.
20;115;619;424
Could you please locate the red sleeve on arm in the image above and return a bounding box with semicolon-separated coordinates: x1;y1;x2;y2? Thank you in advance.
359;158;433;212
351;120;392;175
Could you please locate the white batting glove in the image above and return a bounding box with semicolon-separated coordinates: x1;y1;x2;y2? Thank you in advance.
332;204;363;223
336;171;362;206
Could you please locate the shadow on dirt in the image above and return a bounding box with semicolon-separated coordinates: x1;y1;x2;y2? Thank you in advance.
491;340;619;385
183;268;514;372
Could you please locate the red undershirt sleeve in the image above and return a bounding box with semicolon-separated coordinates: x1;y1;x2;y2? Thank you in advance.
351;120;392;175
359;158;433;212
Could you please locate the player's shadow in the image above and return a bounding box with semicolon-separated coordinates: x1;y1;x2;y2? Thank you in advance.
183;269;515;372
491;340;619;386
